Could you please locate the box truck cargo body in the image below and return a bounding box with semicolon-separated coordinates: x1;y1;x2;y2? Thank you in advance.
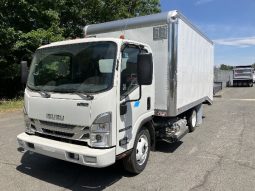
17;10;214;174
85;11;214;116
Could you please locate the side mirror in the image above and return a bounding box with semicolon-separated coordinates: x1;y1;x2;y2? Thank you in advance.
120;103;127;115
137;53;153;85
21;61;28;84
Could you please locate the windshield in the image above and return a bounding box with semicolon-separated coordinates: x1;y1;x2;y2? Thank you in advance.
27;41;117;94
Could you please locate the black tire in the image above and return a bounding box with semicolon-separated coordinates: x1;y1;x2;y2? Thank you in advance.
187;109;197;132
123;128;151;174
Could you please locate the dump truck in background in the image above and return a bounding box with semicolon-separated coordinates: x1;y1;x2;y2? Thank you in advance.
17;10;214;174
233;65;254;87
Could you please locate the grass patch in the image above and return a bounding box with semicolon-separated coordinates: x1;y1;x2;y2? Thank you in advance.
0;98;23;112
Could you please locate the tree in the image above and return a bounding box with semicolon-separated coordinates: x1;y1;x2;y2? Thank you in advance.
219;64;233;70
0;0;160;98
251;63;255;69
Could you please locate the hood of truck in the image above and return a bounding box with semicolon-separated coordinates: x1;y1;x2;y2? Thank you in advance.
25;89;91;126
24;88;116;127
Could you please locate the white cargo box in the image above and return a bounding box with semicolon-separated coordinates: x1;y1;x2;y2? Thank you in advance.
84;10;214;116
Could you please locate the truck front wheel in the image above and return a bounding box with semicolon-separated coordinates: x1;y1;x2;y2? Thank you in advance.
123;128;151;174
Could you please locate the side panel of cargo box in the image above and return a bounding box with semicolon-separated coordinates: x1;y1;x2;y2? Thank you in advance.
173;18;214;115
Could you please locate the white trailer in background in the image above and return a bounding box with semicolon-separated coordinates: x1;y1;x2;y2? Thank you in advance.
233;65;254;87
17;10;214;174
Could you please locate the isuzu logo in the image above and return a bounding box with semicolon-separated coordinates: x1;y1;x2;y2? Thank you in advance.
46;114;64;121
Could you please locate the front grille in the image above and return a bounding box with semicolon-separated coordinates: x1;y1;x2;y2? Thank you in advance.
35;132;88;146
34;119;90;142
42;128;74;138
39;120;75;129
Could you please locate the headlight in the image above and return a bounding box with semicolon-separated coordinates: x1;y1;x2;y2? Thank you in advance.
90;112;111;148
91;123;111;133
23;106;35;135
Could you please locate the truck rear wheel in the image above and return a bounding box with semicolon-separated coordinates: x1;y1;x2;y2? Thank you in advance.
123;128;151;174
187;109;197;132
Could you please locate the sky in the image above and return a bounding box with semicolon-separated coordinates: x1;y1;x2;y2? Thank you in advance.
160;0;255;66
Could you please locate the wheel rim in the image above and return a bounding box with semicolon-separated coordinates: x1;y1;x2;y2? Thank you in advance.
136;134;149;166
191;111;197;127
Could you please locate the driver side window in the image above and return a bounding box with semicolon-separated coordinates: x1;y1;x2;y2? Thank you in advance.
120;46;140;97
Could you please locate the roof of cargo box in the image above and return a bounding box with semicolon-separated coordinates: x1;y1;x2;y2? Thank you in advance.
84;10;213;44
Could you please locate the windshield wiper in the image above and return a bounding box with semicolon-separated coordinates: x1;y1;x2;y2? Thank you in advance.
38;90;51;98
74;92;94;100
27;85;51;98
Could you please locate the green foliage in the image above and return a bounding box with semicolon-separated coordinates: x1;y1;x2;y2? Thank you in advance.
0;0;160;97
0;98;23;112
219;64;233;70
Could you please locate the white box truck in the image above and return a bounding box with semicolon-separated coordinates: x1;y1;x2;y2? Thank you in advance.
233;65;254;87
17;10;214;174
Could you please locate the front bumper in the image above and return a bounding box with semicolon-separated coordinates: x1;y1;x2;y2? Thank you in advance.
17;133;116;168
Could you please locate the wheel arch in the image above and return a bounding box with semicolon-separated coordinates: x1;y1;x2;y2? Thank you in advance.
130;112;155;150
140;120;155;151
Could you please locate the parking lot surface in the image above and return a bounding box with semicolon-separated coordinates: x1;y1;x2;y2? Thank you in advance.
1;87;255;191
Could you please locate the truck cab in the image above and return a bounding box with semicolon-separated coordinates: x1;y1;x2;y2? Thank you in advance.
18;37;154;173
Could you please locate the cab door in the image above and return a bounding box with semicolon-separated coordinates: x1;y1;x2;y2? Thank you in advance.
116;44;152;155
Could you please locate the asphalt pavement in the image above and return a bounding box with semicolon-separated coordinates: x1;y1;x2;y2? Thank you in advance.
1;86;255;191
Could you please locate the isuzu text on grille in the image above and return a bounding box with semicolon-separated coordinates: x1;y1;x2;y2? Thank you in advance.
46;114;64;121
